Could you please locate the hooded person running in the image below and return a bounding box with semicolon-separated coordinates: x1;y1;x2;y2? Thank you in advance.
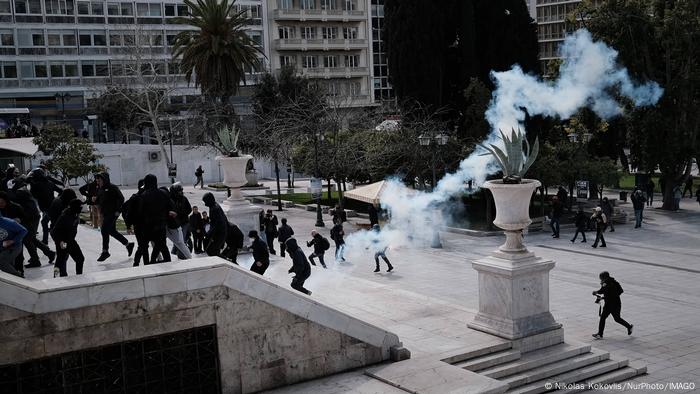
202;192;227;256
248;230;270;275
50;199;85;277
94;172;134;262
139;174;175;263
285;238;312;295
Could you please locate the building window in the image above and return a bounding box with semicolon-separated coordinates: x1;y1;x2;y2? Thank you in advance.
300;26;315;40
120;2;132;15
81;60;108;76
0;30;13;46
0;62;17;79
19;61;47;78
321;0;335;10
280;55;295;67
344;54;358;68
278;26;294;39
348;81;360;96
77;0;104;15
327;82;339;96
277;0;292;10
343;27;358;40
164;3;187;16
17;29;43;46
343;0;356;11
246;31;262;46
302;55;317;69
78;31;106;46
45;0;74;15
15;0;42;13
322;27;337;40
136;3;161;16
0;0;11;13
47;30;76;46
323;55;338;68
300;0;315;10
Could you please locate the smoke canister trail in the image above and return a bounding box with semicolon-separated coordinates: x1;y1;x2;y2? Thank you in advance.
345;29;663;253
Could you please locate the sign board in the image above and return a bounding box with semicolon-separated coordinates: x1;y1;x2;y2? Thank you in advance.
168;163;177;177
310;177;322;200
576;180;589;199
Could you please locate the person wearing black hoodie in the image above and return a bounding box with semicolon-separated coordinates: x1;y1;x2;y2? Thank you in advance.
50;199;85;277
330;219;346;262
140;174;174;263
28;168;62;244
202;192;227;256
248;230;269;275
168;182;192;259
592;271;633;339
123;179;149;266
48;188;77;232
160;186;191;260
189;206;204;254
285;238;311;295
222;221;244;264
94;172;134;261
79;175;100;228
306;230;328;268
277;218;294;258
570;208;588;243
10;176;55;268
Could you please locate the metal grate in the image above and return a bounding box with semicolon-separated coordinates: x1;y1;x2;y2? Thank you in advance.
0;325;221;394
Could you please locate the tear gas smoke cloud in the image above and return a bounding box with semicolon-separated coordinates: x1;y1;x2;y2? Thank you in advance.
345;29;663;254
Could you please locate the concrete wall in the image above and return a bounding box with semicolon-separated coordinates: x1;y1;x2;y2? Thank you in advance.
0;258;403;393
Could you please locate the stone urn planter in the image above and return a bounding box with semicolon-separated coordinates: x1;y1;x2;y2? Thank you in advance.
245;169;258;187
218;155;253;190
483;179;540;255
216;155;260;245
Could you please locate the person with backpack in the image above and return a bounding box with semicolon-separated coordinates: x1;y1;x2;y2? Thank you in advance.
50;199;85;277
194;165;204;189
285;238;312;296
277;218;294;258
591;207;607;248
592;271;633;339
222;222;244;264
248;230;269;275
330;219;346;262
570;208;588;243
307;230;329;268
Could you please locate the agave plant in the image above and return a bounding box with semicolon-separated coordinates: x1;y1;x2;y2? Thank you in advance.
216;124;240;157
480;128;539;184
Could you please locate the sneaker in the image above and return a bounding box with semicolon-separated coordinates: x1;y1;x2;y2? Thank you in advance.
600;244;607;248
581;240;587;243
307;290;312;296
628;325;633;335
592;334;603;340
592;245;598;248
126;242;135;257
610;229;615;232
373;267;380;273
321;264;327;269
47;250;56;265
24;260;41;268
570;239;575;243
387;266;394;272
97;252;111;262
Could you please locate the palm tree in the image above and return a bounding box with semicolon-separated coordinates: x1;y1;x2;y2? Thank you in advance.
173;0;263;100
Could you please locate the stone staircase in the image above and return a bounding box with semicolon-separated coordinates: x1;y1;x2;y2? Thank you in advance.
442;342;646;393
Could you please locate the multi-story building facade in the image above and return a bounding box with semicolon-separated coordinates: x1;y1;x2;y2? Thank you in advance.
0;0;267;129
528;0;588;75
264;0;373;107
369;0;392;104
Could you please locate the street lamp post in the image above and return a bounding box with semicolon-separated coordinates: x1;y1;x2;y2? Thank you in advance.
54;92;70;122
314;131;324;227
418;132;449;248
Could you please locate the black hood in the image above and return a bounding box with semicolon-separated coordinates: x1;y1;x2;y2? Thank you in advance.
143;174;158;189
202;192;216;207
285;238;299;253
68;198;83;214
96;172;111;186
4;167;15;179
59;188;77;204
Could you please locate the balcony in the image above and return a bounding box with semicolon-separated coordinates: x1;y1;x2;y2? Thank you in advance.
273;8;366;22
274;38;367;51
298;66;368;79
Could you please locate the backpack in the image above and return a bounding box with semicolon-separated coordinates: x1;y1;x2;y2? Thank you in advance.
320;236;330;251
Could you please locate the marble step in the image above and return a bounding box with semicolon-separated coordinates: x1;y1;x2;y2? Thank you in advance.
558;364;646;394
501;349;610;390
481;343;592;379
439;341;513;365
507;359;628;394
454;349;522;372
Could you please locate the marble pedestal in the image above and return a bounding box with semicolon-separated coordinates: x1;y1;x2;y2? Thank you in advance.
222;187;260;251
468;250;561;340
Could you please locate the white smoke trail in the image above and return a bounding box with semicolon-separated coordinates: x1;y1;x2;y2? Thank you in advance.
346;29;663;254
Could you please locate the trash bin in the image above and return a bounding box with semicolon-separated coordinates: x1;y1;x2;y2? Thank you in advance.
619;191;628;202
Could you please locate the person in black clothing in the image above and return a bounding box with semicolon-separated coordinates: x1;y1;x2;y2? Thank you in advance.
48;188;77;232
263;209;278;254
27;168;63;244
646;179;655;207
10;176;55;268
190;206;204;253
248;230;270;275
50;199;85;277
591;207;607;248
277;218;294;258
330;205;347;224
123;179;149;266
0;191;27;274
592;271;633;339
550;196;563;238
169;182;193;254
1;166;19;192
164;184;191;260
201;211;210;245
139;174;174;264
556;186;568;211
285;238;312;295
194;165;204;188
222;221;244;264
94;172;134;261
570;208;588;243
203;192;227;256
368;204;379;226
79;176;100;228
600;197;615;232
307;230;328;268
682;177;694;198
630;189;645;228
330;219;346;262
